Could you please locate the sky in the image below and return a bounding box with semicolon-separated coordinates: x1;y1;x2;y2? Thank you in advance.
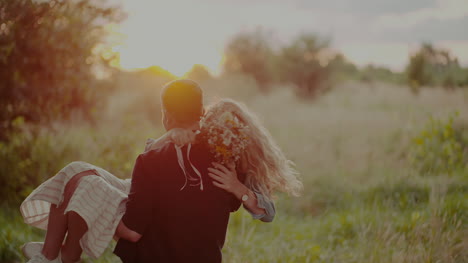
111;0;468;76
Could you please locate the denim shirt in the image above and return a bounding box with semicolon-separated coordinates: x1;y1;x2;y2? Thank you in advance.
248;191;276;222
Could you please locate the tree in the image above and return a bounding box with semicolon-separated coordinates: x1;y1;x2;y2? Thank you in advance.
140;65;177;81
359;64;404;85
327;53;359;82
183;64;213;83
0;0;123;139
406;43;465;91
278;34;333;98
222;29;275;92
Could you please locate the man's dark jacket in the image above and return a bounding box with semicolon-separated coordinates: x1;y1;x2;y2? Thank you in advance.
114;142;241;263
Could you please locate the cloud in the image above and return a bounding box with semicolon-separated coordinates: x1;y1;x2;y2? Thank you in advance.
114;0;468;72
436;40;468;66
296;0;434;16
372;16;468;42
338;40;468;69
338;42;413;70
374;0;468;30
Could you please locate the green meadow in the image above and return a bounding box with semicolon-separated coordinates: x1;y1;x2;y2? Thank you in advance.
1;78;467;262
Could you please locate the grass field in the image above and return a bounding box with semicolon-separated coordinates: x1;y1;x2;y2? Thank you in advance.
1;78;467;263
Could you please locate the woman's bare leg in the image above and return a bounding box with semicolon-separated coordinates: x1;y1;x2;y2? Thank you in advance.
60;211;88;263
41;203;68;260
41;170;97;260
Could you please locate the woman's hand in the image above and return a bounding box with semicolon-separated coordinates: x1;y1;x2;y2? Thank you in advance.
115;220;141;243
208;162;267;215
208;162;247;198
167;128;196;146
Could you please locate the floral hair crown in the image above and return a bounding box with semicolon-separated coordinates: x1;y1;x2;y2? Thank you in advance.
199;106;250;165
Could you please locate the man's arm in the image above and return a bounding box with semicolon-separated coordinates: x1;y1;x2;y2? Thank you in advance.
119;154;153;242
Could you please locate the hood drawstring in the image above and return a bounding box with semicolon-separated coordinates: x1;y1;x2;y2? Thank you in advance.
175;143;204;191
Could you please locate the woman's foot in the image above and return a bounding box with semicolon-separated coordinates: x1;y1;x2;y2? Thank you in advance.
23;242;62;263
22;242;44;259
27;253;62;263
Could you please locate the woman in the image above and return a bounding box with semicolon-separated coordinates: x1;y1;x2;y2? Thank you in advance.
20;99;302;263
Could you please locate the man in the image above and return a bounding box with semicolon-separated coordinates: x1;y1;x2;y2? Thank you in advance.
114;79;241;262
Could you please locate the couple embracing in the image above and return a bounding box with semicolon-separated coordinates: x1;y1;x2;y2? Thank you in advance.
20;80;302;263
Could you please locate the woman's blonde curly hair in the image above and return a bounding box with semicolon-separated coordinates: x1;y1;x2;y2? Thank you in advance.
206;99;303;200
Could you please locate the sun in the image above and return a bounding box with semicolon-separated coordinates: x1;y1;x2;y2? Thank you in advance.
116;43;221;77
106;0;235;77
114;32;223;77
111;1;224;77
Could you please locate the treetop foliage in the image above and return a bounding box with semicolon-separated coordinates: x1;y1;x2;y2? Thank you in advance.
0;0;123;139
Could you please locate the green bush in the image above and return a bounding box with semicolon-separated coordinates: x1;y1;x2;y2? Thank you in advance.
0;207;43;262
278;34;333;98
409;113;468;176
0;0;122;139
222;30;275;92
0;116;160;206
0;120;79;205
405;43;468;90
442;192;468;226
363;182;430;210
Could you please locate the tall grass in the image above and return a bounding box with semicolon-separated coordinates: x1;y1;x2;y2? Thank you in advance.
1;78;467;262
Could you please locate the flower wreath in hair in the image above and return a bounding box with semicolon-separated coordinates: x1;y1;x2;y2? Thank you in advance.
199;104;250;165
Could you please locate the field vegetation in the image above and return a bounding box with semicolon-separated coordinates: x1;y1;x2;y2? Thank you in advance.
1;78;467;262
